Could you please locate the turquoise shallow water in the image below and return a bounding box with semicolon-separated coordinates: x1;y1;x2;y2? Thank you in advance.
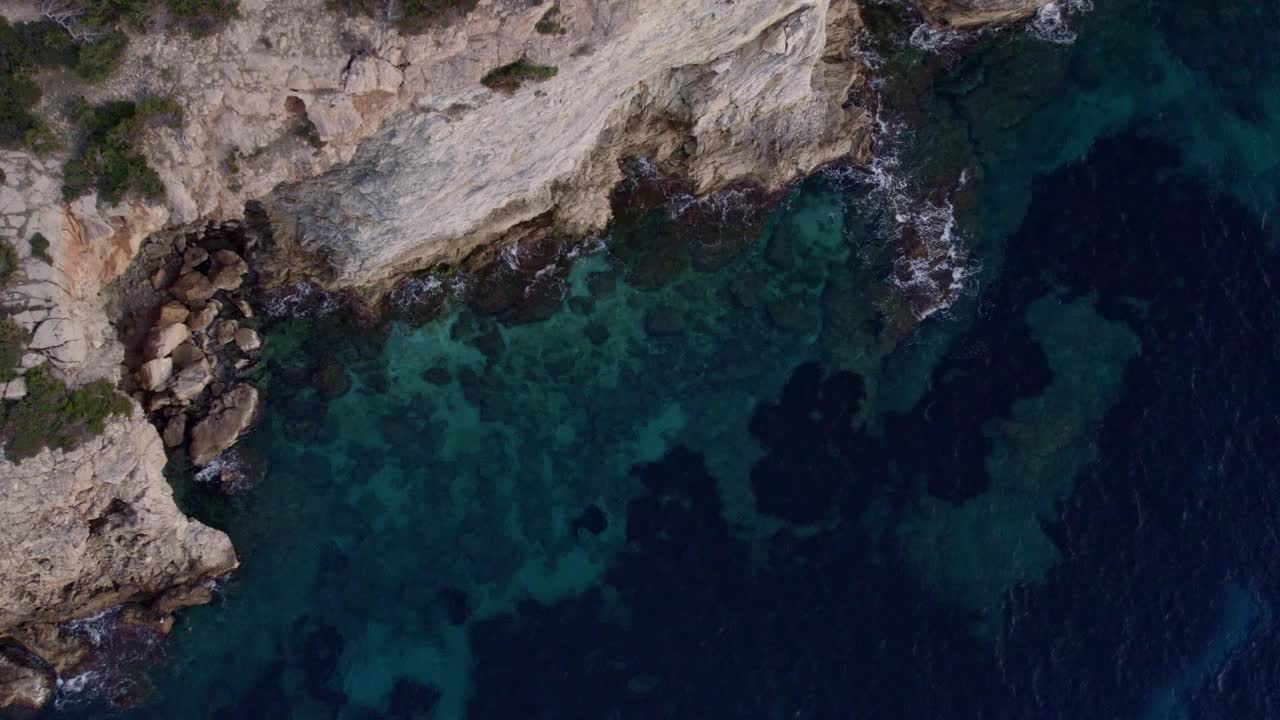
49;0;1280;717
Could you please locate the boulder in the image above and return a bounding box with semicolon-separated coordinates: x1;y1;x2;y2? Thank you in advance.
0;648;53;713
234;328;262;352
0;379;26;400
168;358;213;402
145;323;190;360
162;413;187;448
180;246;208;275
190;385;260;466
234;299;255;318
156;302;190;328
187;301;220;333
137;357;174;391
209;251;249;292
213;319;239;346
170;272;215;303
171;342;206;368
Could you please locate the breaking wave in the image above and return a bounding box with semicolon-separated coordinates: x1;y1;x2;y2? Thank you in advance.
258;281;342;319
1027;0;1093;44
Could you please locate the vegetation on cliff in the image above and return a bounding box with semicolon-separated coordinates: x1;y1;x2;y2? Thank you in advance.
62;97;181;203
480;59;559;92
0;316;24;382
327;0;477;35
0;364;132;461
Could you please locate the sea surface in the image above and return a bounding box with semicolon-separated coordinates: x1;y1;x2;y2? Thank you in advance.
50;0;1280;717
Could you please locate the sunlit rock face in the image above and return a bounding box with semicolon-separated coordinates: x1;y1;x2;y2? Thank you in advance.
263;0;872;291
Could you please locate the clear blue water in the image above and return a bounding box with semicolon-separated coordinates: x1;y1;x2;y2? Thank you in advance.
50;0;1280;717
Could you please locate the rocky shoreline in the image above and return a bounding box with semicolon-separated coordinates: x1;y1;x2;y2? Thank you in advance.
0;0;1063;712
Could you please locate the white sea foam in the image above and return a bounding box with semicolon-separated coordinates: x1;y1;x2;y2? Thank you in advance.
1027;0;1093;45
260;280;340;318
909;23;965;52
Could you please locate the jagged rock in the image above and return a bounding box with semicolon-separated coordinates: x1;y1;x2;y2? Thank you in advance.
162;413;187;448
187;300;220;333
136;357;174;391
212;319;239;346
234;328;261;352
156;302;190;328
189;385;260;466
180;246;209;275
0;411;236;698
209;250;248;291
0;648;52;713
168;359;214;402
913;0;1053;27
170;272;215;303
144;323;190;360
171;342;206;368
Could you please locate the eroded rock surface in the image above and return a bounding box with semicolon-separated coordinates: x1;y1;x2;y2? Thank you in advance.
914;0;1055;27
266;0;873;289
0;410;237;659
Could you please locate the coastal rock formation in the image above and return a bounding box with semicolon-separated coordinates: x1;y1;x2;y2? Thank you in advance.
265;0;873;289
914;0;1056;27
0;410;237;684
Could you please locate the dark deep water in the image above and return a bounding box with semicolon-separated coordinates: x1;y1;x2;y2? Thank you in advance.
50;0;1280;718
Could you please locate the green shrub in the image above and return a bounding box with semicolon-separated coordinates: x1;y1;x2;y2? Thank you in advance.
63;98;176;203
76;31;129;83
166;0;239;37
480;59;558;92
24;122;62;154
0;315;25;382
0;239;17;281
397;0;478;35
535;5;565;35
0;364;132;461
29;233;52;264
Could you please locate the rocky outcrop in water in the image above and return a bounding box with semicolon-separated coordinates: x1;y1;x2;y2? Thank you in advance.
915;0;1056;27
0;410;237;705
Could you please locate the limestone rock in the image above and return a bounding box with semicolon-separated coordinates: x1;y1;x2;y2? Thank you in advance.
209;251;248;292
258;0;873;290
0;649;52;713
190;385;260;466
168;358;213;402
0;410;237;667
156;302;190;328
136;357;174;391
213;319;239;346
234;327;261;352
0;379;26;400
171;342;206;368
170;272;215;303
187;301;221;333
912;0;1053;27
145;323;190;360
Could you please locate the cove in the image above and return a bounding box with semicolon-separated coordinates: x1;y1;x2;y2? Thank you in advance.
50;0;1280;717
